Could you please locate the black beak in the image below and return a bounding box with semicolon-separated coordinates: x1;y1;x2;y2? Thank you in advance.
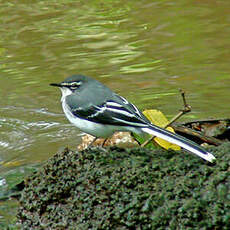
50;83;62;87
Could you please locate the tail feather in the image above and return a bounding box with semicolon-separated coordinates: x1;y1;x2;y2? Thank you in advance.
141;125;216;162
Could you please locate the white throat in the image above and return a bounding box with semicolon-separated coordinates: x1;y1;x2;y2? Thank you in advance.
60;87;72;102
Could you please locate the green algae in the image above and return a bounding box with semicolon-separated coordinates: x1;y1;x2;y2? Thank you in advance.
18;144;230;229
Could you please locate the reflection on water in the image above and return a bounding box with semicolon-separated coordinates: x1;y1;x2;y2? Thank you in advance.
0;106;81;164
0;0;230;226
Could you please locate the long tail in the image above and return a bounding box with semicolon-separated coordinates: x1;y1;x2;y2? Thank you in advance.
141;125;216;162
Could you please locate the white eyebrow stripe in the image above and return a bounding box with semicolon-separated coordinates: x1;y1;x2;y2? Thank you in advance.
62;81;82;86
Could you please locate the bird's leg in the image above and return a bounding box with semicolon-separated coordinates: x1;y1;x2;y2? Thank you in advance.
88;137;108;149
101;138;108;147
88;137;98;148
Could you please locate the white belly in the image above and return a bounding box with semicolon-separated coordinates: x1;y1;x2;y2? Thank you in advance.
62;100;130;138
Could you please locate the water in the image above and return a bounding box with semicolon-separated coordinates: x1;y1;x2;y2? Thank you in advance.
0;0;230;226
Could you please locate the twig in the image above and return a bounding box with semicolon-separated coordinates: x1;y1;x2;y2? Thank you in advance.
141;89;191;147
171;125;223;146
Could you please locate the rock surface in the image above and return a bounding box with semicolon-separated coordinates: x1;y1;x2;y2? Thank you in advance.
18;144;230;229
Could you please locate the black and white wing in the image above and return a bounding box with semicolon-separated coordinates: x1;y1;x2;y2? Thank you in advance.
69;94;150;128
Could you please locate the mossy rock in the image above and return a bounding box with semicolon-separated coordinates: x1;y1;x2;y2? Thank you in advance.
18;143;230;229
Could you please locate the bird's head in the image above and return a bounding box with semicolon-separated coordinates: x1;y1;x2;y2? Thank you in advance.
50;75;90;98
50;74;90;90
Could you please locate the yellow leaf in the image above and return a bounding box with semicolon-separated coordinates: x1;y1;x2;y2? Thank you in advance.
143;109;181;151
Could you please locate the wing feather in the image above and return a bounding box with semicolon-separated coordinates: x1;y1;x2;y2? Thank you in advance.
71;94;150;127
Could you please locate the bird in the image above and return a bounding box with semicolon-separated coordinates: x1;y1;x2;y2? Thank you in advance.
50;74;216;163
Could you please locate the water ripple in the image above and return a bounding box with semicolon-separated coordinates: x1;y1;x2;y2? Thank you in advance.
0;106;78;164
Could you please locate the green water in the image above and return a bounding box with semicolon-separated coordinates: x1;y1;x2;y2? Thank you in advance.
0;0;230;226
